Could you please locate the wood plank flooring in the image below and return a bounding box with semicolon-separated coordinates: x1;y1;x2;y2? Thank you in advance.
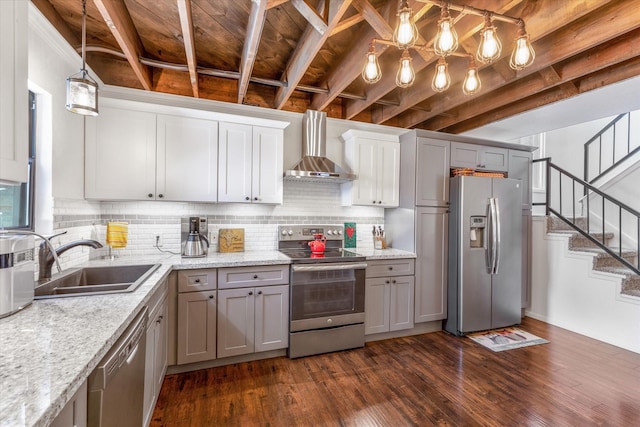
150;318;640;426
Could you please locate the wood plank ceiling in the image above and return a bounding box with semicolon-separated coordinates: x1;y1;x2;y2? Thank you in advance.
33;0;640;134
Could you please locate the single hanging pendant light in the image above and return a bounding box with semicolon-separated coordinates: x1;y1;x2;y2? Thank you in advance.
362;41;382;84
510;20;535;70
433;5;458;57
66;0;99;116
396;50;416;88
431;58;451;92
476;13;502;64
393;0;418;49
462;56;481;95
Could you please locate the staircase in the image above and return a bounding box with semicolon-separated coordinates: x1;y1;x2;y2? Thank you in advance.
546;216;640;297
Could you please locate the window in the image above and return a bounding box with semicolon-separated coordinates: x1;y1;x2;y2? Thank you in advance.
0;91;36;229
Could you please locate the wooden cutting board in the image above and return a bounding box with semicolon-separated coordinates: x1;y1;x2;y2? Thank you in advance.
219;228;245;252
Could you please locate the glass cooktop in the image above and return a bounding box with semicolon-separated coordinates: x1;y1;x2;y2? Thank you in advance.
279;248;365;264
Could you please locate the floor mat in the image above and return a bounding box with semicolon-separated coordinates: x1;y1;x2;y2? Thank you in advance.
468;327;549;352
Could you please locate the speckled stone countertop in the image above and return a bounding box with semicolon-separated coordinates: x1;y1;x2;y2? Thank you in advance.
354;248;416;259
0;248;414;427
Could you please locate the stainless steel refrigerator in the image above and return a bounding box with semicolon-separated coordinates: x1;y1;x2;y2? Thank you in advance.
444;176;522;335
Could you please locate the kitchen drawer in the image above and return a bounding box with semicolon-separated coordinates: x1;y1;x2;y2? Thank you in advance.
178;269;217;292
218;265;289;289
366;259;415;278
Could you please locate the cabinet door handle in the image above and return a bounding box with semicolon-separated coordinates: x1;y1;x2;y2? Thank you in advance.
372;200;376;204
209;295;214;299
245;196;250;201
258;290;262;295
386;280;390;284
158;193;164;198
248;291;253;296
254;197;258;201
392;280;396;284
378;201;382;204
148;193;153;198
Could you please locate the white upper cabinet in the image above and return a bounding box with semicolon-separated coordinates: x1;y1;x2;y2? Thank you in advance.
85;106;157;200
218;122;283;204
0;0;28;183
341;130;400;207
156;114;218;202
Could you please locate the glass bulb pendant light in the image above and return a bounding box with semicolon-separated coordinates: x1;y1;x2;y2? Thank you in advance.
396;50;416;88
431;58;451;92
66;0;99;116
362;41;382;84
476;13;502;64
510;21;535;70
462;57;481;95
433;5;458;57
393;0;418;49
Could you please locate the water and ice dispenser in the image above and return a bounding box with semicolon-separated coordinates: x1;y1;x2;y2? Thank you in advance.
469;216;485;248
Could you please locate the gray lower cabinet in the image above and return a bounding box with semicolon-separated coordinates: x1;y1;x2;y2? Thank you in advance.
217;284;289;358
49;381;87;427
177;290;217;364
415;207;449;323
143;281;168;427
365;259;415;335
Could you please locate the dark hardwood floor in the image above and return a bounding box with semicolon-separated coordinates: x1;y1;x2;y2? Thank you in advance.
151;318;640;426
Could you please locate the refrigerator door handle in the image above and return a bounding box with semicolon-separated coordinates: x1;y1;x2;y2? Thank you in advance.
486;200;493;273
488;197;499;275
493;197;501;274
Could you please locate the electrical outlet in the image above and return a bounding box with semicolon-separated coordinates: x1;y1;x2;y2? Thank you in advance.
155;235;163;247
209;230;217;242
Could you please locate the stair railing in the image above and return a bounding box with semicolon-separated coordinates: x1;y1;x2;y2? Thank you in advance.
534;157;640;276
584;112;639;184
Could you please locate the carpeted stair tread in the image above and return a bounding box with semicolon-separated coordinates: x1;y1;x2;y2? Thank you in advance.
547;216;588;231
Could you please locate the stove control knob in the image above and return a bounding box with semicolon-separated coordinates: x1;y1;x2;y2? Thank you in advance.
281;230;288;236
326;230;333;236
327;318;333;325
287;229;293;236
337;229;343;235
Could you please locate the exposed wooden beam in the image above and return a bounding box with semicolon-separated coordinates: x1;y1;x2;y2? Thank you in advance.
291;0;328;34
344;0;522;120
176;0;199;98
439;58;640;134
274;0;352;110
419;29;640;131
93;0;153;90
309;0;394;111
330;12;365;36
351;0;393;40
31;0;81;46
267;0;289;8
391;0;623;128
238;0;268;104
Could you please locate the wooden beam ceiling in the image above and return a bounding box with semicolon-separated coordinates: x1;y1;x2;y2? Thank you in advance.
33;0;640;133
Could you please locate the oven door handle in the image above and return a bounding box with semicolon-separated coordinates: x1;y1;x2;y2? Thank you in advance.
292;262;368;272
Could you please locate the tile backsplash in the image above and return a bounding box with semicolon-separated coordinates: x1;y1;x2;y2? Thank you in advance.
51;181;384;269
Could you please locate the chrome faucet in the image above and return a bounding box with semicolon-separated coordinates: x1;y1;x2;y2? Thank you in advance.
38;231;103;280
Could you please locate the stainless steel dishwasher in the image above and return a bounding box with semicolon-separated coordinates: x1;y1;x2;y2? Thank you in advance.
88;307;147;427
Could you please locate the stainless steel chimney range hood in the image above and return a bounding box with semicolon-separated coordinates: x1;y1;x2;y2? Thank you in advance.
284;110;356;183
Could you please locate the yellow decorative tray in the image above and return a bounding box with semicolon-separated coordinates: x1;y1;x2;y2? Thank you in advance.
219;228;245;252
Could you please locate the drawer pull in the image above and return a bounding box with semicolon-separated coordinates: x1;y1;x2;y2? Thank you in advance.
388;266;393;270
209;295;214;299
253;275;258;279
195;279;200;283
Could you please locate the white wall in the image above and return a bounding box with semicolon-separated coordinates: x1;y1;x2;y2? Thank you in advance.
528;217;640;353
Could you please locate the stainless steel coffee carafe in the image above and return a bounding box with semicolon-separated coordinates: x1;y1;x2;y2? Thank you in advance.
181;217;209;257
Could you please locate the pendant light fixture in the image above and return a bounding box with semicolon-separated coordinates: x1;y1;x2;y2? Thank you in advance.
476;13;502;64
462;56;481;95
510;20;535;70
362;42;382;84
433;5;458;57
66;0;99;116
396;50;416;88
362;1;535;95
392;0;418;49
431;58;451;92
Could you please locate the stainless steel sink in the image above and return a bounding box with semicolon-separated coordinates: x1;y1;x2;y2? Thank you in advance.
34;264;161;299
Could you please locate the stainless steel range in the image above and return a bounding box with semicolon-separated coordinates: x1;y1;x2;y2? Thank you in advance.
278;225;367;358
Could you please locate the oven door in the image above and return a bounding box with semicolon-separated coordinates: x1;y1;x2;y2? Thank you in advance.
290;262;367;332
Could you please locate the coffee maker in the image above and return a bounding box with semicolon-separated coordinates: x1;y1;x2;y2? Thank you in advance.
181;216;209;257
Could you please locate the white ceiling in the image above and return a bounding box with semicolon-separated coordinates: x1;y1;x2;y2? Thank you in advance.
462;75;640;142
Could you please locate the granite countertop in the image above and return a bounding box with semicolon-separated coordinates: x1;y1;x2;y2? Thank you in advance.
0;248;415;427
